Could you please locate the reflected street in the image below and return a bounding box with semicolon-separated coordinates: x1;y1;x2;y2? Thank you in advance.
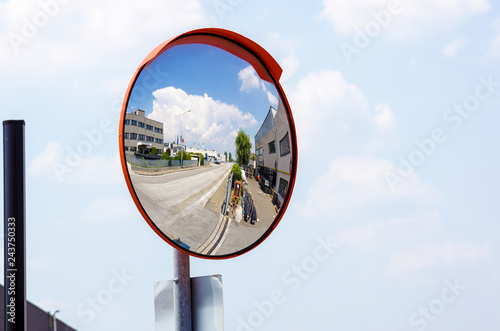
130;163;277;255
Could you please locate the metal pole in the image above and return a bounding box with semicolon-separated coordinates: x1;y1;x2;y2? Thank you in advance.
173;249;192;331
3;120;27;331
50;310;59;331
179;110;191;169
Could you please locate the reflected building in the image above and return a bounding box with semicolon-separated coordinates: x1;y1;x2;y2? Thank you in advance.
254;102;291;208
124;109;164;155
164;141;186;157
186;147;223;162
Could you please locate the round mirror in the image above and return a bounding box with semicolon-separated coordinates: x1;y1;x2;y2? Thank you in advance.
119;28;297;259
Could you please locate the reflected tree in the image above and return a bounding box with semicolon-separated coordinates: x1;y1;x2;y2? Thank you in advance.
235;129;251;165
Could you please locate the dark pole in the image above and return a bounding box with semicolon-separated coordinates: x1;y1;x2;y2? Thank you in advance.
3;120;27;331
173;249;192;331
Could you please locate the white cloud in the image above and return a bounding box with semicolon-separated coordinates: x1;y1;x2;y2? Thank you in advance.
0;0;209;73
101;77;132;97
28;255;54;270
148;86;258;151
68;153;123;184
265;32;300;83
289;70;397;155
319;0;490;39
373;103;396;130
486;18;500;58
29;142;122;184
386;242;491;277
238;65;279;106
28;141;64;177
331;212;443;250
79;196;136;226
442;37;468;58
280;54;300;84
266;32;300;54
300;157;440;218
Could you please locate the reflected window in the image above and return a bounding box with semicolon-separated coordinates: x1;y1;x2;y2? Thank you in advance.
138;122;145;128
268;141;276;154
138;134;145;141
125;119;130;125
278;178;288;198
147;136;154;142
155;128;163;134
131;120;137;126
280;132;290;157
130;133;137;140
146;124;154;131
124;133;129;139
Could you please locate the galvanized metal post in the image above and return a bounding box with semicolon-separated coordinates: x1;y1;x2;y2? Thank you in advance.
173;249;192;331
3;120;27;331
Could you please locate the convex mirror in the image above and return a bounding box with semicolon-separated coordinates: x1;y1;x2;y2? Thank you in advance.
119;28;297;259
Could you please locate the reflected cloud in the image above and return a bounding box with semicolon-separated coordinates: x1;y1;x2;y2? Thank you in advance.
148;86;258;152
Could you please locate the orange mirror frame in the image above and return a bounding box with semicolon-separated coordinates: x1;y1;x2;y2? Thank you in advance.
119;28;298;259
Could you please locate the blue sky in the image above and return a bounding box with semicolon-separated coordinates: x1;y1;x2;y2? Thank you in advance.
0;0;499;330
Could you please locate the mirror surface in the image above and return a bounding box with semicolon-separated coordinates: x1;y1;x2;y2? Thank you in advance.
121;37;295;257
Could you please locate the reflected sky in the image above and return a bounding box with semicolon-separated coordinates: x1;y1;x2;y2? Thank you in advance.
126;43;280;154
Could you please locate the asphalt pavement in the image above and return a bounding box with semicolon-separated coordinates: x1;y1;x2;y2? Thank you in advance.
130;163;231;251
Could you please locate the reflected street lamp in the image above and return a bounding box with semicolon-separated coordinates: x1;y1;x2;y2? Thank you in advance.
179;109;191;168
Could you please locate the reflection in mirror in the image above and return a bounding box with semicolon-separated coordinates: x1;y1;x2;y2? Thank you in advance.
122;39;295;257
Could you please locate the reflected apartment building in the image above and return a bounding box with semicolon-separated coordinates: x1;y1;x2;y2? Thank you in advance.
123;109;164;155
254;102;291;208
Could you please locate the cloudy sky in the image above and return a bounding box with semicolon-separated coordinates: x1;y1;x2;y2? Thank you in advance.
1;0;499;330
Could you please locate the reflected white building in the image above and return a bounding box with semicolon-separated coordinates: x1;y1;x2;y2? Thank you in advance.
164;141;186;157
124;109;164;155
186;147;223;162
254;102;291;207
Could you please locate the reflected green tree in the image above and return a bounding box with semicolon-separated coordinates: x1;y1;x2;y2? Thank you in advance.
149;147;158;155
174;150;191;160
235;129;251;165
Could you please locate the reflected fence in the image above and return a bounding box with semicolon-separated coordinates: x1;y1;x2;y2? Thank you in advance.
126;154;198;169
221;172;233;216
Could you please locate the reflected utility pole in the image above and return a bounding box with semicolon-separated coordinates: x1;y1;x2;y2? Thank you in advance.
179;109;191;168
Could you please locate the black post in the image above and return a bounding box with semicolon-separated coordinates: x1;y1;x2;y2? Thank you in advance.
3;120;26;331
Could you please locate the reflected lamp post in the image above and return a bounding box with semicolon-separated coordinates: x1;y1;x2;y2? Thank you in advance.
179;109;191;168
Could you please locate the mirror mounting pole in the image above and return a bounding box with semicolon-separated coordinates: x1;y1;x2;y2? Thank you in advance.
173;249;192;330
